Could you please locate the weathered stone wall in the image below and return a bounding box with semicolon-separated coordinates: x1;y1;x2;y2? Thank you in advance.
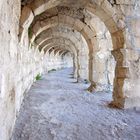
78;35;89;81
44;51;72;71
0;5;66;139
86;13;116;91
118;1;140;108
0;0;21;139
0;0;45;139
62;52;73;68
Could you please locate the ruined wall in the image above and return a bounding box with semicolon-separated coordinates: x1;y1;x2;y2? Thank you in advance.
78;35;89;81
0;0;21;139
85;12;115;91
44;51;73;71
62;52;73;68
118;1;140;108
0;0;45;139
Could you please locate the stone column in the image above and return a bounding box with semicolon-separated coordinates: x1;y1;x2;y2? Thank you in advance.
110;1;140;108
72;56;75;77
76;50;80;82
73;55;78;78
111;46;140;108
87;51;96;92
110;48;129;108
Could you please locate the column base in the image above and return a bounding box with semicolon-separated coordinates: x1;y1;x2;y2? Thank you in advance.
87;81;96;92
109;97;140;109
108;100;124;109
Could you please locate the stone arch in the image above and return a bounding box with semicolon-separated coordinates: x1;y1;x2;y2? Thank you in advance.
33;28;84;52
45;44;75;56
85;2;126;107
29;15;97;90
47;46;71;55
54;48;64;55
83;10;115;91
45;46;71;70
39;38;80;80
30;15;96;48
48;46;71;57
44;43;76;75
61;49;72;55
36;37;80;52
20;0;127;107
32;27;89;81
20;0;122;34
60;50;70;56
36;35;83;80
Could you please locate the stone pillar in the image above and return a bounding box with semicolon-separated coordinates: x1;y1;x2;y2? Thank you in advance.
76;50;80;82
111;46;140;108
72;56;75;77
124;49;140;108
110;0;140;108
110;48;129;108
73;55;78;78
87;51;96;92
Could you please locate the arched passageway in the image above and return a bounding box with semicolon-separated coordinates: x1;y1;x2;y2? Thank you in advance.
0;0;140;140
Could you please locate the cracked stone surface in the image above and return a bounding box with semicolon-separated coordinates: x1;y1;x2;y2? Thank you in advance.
11;68;140;140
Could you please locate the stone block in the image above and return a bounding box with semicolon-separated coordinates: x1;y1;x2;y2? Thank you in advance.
20;6;34;29
31;0;45;16
116;67;129;78
65;16;75;28
105;18;119;33
82;25;95;39
73;19;85;32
